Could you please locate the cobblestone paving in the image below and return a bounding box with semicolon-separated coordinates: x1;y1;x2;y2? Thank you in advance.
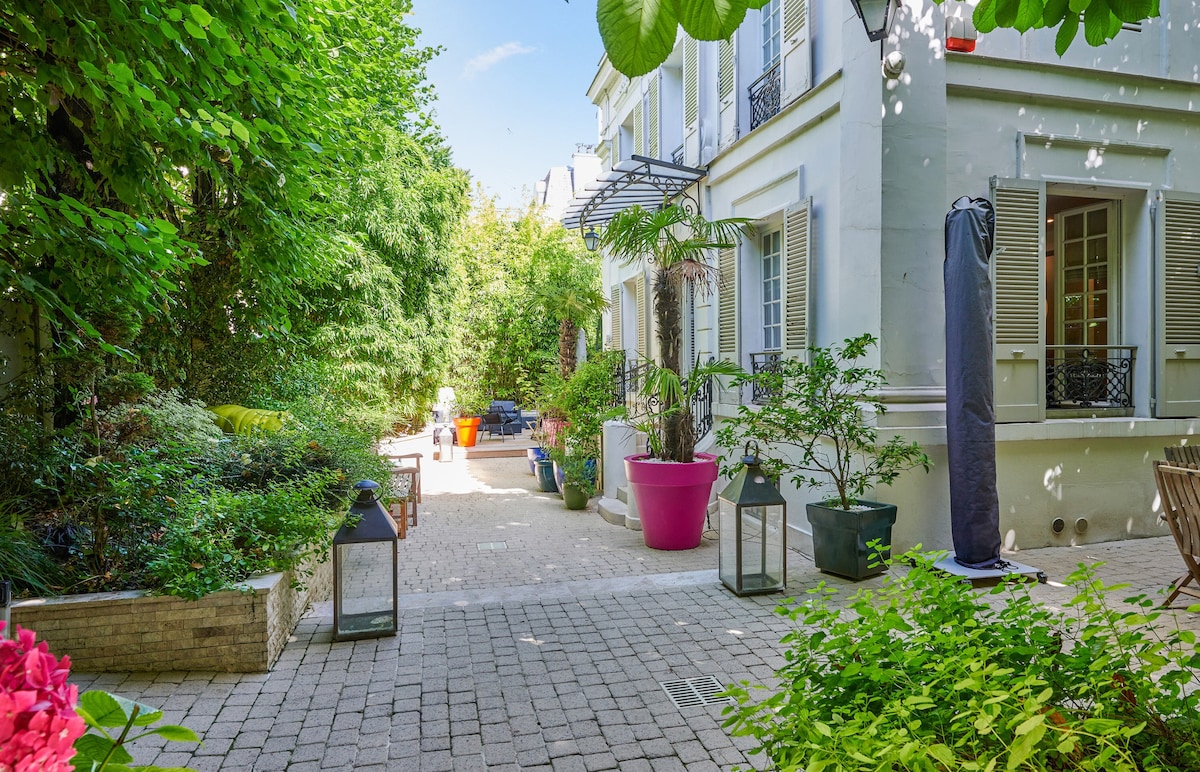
69;435;1198;771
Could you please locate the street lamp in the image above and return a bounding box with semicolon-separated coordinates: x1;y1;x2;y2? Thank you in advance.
849;0;898;41
582;228;600;252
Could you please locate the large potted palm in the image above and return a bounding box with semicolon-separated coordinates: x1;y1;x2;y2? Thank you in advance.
601;204;748;550
717;334;931;579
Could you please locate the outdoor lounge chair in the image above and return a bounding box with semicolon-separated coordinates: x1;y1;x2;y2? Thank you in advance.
1165;445;1200;465
481;401;522;439
1152;460;1200;607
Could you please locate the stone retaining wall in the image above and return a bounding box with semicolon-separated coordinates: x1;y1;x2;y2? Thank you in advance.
11;553;332;672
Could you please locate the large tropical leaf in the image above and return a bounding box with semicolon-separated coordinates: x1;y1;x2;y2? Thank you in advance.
677;0;749;41
597;0;680;77
1054;14;1079;53
1107;0;1153;22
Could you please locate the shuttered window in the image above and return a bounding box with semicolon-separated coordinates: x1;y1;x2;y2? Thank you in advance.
783;0;806;40
992;178;1046;423
632;100;644;157
719;38;735;102
635;276;648;357
1156;192;1200;417
648;75;660;159
718;247;737;357
783;199;811;360
610;285;622;351
683;38;699;130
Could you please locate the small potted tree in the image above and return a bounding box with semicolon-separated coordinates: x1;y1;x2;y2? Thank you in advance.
550;351;624;508
716;334;930;579
451;381;490;448
601;204;748;550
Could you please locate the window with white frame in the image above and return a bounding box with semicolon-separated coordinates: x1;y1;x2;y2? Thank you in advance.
761;0;781;70
762;229;782;351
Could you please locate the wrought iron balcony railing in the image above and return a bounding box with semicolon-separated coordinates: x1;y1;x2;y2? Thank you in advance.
612;357;716;441
1045;345;1136;410
749;351;784;405
749;62;781;131
671;144;685;166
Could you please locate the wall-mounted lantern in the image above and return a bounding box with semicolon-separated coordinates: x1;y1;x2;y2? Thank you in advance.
333;480;398;641
582;228;601;252
849;0;899;42
718;443;787;596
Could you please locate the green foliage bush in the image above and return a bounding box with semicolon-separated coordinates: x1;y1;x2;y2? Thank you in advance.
724;553;1200;771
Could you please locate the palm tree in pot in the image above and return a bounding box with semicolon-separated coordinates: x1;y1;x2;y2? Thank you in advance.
717;334;931;578
601;204;748;549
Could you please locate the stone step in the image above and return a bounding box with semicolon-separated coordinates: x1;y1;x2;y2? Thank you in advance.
597;497;626;527
616;485;630;504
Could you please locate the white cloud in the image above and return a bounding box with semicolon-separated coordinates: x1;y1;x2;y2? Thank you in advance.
462;42;535;78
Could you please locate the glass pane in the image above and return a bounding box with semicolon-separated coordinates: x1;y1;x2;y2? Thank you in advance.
1086;207;1107;235
1088;320;1108;346
1087;236;1107;263
1064;322;1084;345
1063;270;1084;295
1064;240;1084;267
1063;294;1084;321
1088;292;1107;320
1064;212;1084;240
1089;264;1107;292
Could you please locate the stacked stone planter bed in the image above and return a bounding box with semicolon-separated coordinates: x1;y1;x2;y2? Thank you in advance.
10;554;331;672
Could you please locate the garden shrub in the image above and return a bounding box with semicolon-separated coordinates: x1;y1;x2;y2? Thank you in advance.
724;552;1200;771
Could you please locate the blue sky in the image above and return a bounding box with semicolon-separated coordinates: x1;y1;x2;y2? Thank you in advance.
411;1;605;210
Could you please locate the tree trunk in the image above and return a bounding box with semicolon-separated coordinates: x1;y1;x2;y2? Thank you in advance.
655;272;690;461
559;318;578;379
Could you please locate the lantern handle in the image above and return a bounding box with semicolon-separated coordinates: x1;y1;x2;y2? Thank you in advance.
742;441;760;465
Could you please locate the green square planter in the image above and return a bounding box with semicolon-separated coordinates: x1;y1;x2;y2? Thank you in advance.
806;500;897;580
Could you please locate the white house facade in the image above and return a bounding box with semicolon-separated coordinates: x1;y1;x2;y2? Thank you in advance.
564;0;1200;556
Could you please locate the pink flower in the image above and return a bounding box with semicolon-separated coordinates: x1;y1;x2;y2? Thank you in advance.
0;623;85;772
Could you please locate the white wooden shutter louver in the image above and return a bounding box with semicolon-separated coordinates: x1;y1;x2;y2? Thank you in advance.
610;285;622;351
683;38;699;130
635;277;647;357
633;100;644;157
783;0;806;40
783;199;812;360
781;0;810;102
718;39;735;102
992;179;1046;423
1156;192;1200;417
718;247;737;356
648;75;659;159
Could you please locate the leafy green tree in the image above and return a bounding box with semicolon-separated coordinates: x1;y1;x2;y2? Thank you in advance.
593;0;1156;77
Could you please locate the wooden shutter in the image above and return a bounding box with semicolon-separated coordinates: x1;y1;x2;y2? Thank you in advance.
718;38;735;103
610;285;622;352
598;139;611;169
647;74;660;159
632;100;644;156
718;246;737;357
1155;191;1200;417
683;38;699;132
781;0;810;103
991;177;1046;423
783;199;812;360
635;276;647;357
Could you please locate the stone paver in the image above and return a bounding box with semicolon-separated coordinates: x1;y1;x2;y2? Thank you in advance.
67;433;1199;770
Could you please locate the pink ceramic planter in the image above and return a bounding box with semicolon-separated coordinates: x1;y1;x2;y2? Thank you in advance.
624;453;718;550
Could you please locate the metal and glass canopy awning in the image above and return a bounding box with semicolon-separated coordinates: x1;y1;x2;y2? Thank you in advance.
561;154;706;232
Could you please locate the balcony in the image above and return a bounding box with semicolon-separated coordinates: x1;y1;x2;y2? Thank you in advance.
1045;345;1136;413
748;62;781;131
612;357;716;440
749;351;784;405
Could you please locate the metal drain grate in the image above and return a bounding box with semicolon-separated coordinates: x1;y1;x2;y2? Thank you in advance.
659;675;730;709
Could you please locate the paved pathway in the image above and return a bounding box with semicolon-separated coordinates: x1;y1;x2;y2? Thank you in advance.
70;438;1197;771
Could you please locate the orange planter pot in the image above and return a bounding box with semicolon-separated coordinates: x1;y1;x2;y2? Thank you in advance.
453;416;481;447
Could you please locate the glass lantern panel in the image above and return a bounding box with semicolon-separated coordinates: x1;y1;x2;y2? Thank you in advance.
742;504;785;592
335;541;395;638
718;498;739;589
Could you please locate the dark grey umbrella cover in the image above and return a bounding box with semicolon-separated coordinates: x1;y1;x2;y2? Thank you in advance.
944;196;1001;569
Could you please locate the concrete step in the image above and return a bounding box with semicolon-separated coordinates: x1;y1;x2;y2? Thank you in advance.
597;497;626;527
616;485;630;505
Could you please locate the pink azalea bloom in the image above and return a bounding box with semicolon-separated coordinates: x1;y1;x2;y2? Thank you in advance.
0;623;85;772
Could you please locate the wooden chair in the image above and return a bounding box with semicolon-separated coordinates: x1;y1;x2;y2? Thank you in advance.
1152;460;1200;607
385;452;422;536
1164;445;1200;465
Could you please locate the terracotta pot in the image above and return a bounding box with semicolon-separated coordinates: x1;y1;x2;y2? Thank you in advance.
453;416;481;447
624;453;718;550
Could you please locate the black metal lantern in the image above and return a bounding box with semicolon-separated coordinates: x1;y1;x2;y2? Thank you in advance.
333;480;398;641
718;443;787;595
849;0;898;41
582;228;601;252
